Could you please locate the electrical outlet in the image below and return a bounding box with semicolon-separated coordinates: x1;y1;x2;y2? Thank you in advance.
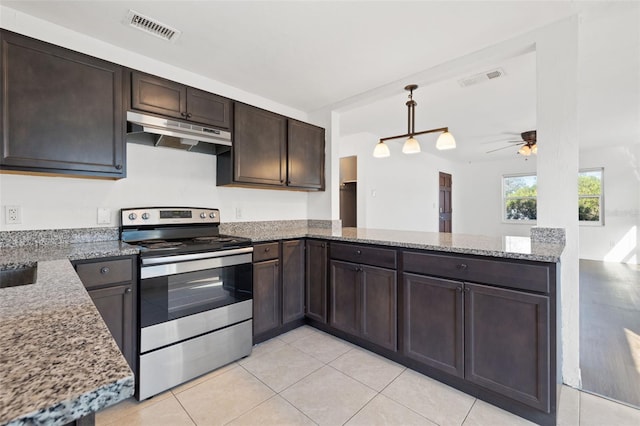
97;207;111;224
5;205;21;224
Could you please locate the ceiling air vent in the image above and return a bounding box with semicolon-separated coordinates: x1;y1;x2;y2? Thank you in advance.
458;68;506;87
125;10;181;42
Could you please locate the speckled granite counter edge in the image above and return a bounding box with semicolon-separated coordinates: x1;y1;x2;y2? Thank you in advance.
5;376;133;426
0;227;119;248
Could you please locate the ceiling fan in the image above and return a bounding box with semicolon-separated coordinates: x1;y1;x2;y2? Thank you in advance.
486;130;537;156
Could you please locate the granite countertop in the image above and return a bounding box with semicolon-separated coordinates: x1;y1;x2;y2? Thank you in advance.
0;240;138;425
228;226;565;262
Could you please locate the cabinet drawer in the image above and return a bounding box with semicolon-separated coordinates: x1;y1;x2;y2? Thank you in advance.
403;251;550;294
76;259;133;288
253;242;280;262
330;243;397;269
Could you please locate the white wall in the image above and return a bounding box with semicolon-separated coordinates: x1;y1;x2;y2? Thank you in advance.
580;144;640;265
339;133;459;232
455;157;537;237
0;6;310;231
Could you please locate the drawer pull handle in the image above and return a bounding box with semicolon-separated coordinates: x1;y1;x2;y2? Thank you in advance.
265;247;270;252
456;264;468;270
356;249;362;255
100;267;110;275
320;243;325;248
125;287;132;294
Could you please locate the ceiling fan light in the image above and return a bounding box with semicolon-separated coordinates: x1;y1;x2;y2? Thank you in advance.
531;144;538;154
373;141;391;158
402;137;421;154
436;131;456;150
518;145;532;156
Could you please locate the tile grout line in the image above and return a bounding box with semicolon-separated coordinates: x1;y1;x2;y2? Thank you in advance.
172;392;199;426
460;398;477;425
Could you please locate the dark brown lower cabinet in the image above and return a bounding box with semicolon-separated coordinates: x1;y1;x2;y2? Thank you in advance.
465;282;550;412
252;259;280;336
403;273;464;377
305;240;327;323
282;240;305;324
73;256;136;372
329;259;397;350
87;284;134;365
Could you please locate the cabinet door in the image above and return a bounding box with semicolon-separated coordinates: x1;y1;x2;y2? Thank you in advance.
282;240;305;324
186;87;231;129
1;31;125;177
361;265;397;351
287;120;325;190
253;259;281;336
305;240;327;323
465;282;550;412
131;71;186;120
88;284;134;369
329;260;360;336
403;273;463;377
233;103;287;186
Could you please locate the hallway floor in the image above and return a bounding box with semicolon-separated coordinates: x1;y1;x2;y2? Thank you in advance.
96;326;640;425
580;259;640;407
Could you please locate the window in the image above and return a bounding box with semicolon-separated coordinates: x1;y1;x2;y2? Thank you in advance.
503;174;537;222
501;169;604;225
578;168;604;225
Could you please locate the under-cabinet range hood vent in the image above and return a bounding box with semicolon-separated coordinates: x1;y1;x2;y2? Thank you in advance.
125;10;182;42
126;111;232;155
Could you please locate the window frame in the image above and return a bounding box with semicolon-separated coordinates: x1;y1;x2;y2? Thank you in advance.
502;172;538;224
578;167;604;227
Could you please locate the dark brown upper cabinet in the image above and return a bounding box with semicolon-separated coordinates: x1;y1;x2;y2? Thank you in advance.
217;103;325;191
130;71;231;129
0;30;125;178
287;120;325;190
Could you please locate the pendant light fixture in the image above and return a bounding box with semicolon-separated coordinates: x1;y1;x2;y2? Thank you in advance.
374;84;455;158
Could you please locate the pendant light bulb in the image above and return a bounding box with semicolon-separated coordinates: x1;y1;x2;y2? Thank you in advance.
436;131;456;150
402;136;421;154
531;144;538;154
373;141;390;158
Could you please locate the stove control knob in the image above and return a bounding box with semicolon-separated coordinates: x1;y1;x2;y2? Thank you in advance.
128;213;137;221
141;213;150;220
210;212;217;219
200;212;207;219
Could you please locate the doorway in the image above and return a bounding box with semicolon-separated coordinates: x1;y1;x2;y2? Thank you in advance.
439;172;452;233
340;156;357;228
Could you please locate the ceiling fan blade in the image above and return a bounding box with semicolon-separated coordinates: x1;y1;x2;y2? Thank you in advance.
486;144;522;154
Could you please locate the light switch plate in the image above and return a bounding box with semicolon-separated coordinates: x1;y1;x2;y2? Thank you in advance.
97;207;111;224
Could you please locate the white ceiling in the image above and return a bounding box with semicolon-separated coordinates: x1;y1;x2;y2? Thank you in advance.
2;0;589;112
2;1;637;163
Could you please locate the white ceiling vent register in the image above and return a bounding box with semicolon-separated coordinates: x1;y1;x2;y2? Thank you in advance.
124;10;181;42
458;68;506;87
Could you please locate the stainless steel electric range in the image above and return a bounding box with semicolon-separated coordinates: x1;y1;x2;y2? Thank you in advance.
120;207;253;400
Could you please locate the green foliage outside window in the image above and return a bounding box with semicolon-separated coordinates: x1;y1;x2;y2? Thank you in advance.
578;171;602;222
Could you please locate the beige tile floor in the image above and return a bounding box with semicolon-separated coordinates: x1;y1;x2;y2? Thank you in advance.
97;326;640;426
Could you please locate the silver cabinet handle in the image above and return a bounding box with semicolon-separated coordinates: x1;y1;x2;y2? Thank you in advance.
100;267;110;274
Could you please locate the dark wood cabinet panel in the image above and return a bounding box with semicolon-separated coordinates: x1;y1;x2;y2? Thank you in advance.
287;120;325;190
1;30;125;177
130;72;231;129
361;265;397;351
73;255;137;372
252;259;281;336
131;71;186;120
329;260;361;336
282;240;305;324
306;240;327;323
403;273;464;377
330;243;397;269
88;284;134;368
233;103;287;186
465;282;550;412
253;242;280;262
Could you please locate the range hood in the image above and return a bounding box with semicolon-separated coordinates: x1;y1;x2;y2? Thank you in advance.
126;111;232;155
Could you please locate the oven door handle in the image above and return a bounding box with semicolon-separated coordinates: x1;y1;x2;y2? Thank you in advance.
141;252;252;279
141;247;254;266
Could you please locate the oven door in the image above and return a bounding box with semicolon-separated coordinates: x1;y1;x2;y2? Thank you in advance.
139;248;253;329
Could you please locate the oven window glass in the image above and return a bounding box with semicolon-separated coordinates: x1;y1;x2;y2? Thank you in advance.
140;263;252;328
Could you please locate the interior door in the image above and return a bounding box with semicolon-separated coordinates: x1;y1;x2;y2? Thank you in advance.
439;172;452;233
